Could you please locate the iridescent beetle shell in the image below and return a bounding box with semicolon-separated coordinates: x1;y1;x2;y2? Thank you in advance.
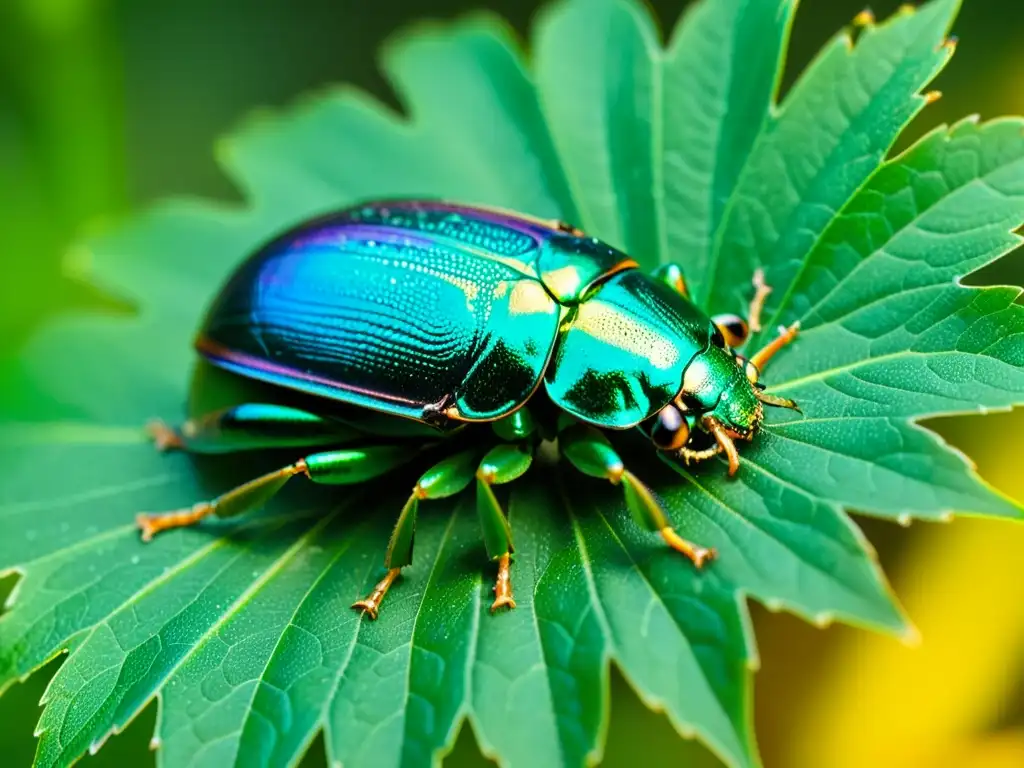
196;200;762;442
134;199;801;619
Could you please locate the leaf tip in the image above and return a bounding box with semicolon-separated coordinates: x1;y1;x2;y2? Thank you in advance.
899;622;923;648
852;8;875;27
64;242;95;282
380;8;520;77
811;611;835;629
923;89;943;105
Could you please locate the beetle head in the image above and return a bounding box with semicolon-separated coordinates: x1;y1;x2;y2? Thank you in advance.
652;324;798;476
677;329;763;437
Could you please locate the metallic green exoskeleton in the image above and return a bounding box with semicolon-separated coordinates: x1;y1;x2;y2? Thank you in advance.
139;200;799;617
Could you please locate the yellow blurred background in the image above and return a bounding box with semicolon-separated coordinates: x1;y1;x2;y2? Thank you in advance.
1;0;1022;766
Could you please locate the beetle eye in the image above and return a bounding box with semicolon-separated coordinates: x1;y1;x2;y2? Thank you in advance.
651;404;690;451
710;325;726;348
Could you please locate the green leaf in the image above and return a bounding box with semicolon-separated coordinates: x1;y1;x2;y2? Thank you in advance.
702;0;958;314
533;0;659;262
662;0;795;285
754;118;1024;523
2;1;1022;768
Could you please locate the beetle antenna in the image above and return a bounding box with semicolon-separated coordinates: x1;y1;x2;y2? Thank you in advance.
755;390;801;412
702;416;740;477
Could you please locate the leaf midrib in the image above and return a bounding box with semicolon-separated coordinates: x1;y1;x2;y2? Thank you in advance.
768;150;1024;333
1;525;204;693
319;505;463;768
504;494;580;768
152;512;335;767
37;515;307;765
230;516;368;768
562;490;613;768
0;424;146;447
396;507;464;768
587;494;746;766
768;348;1021;395
701;25;945;311
761;425;991;504
682;469;883;613
0;472;178;520
732;461;904;628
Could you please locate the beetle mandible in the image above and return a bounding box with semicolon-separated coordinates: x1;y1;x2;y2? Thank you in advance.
138;200;799;618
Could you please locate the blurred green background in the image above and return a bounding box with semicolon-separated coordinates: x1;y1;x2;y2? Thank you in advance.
1;0;1023;765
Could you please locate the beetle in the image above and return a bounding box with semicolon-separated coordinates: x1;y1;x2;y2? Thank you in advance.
138;200;799;618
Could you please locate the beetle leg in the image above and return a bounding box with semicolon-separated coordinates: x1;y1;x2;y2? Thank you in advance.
354;450;478;619
137;461;307;541
560;425;715;568
702;416;741;477
136;446;414;541
708;270;773;348
491;407;537;442
750;321;801;371
146;403;361;455
652;263;690;299
476;444;534;612
146;420;185;451
747;268;772;334
351;568;401;622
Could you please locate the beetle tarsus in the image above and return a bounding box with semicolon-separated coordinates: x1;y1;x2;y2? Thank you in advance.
145;419;184;452
703;416;741;476
750;321;800;371
136;455;364;543
748;268;772;334
660;527;716;568
352;567;402;620
491;553;517;612
136;502;213;542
